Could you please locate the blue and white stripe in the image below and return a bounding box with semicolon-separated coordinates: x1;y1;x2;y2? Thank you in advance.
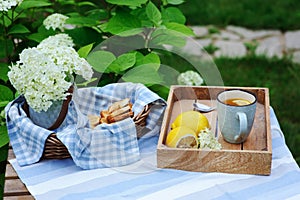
9;107;300;200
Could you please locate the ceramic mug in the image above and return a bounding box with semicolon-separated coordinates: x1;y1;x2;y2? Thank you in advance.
217;89;257;144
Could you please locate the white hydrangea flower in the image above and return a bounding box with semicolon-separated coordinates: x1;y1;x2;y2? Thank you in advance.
198;128;222;150
177;70;204;86
43;13;69;31
8;34;94;112
0;0;22;12
74;57;94;81
38;33;74;48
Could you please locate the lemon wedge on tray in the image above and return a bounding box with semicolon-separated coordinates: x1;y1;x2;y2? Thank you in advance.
166;126;199;148
171;111;210;133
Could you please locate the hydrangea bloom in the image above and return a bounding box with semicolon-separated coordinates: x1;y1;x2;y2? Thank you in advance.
38;33;74;48
177;70;204;86
8;34;94;112
43;13;69;31
198;128;222;150
0;0;22;11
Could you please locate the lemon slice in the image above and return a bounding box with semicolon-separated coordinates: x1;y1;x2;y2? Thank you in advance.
166;126;199;148
232;99;251;106
171;111;210;133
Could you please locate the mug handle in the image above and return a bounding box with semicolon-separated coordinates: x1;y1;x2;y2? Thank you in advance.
235;112;248;141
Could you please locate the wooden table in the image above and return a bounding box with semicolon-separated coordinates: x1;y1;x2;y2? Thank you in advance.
4;145;34;199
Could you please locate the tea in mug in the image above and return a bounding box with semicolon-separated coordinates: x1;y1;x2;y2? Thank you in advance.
217;90;257;143
224;98;251;106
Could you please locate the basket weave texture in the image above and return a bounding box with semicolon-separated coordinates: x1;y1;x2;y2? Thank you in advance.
42;104;152;159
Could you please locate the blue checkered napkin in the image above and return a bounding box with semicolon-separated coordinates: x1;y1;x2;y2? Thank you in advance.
5;83;166;169
5;96;53;166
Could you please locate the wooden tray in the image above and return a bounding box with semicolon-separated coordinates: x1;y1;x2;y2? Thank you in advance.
157;86;272;175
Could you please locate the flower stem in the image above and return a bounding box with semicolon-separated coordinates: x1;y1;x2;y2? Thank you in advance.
1;12;9;63
75;78;98;87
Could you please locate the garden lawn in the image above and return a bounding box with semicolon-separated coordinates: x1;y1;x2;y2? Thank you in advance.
180;0;300;31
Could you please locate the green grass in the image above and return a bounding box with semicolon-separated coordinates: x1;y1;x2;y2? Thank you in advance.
160;53;300;166
180;0;300;31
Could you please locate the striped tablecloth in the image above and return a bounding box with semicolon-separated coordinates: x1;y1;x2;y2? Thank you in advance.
10;107;300;200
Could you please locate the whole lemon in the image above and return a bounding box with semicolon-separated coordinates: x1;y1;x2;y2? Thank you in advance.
166;126;198;148
171;111;210;133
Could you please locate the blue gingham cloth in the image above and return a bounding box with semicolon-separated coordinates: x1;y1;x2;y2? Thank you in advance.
5;83;166;169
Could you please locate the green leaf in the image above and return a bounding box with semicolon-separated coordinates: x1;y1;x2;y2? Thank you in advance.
149;29;186;47
18;1;52;9
162;7;186;24
77;1;97;7
26;25;55;43
167;0;185;5
108;52;137;74
1;11;12;27
0;85;13;102
162;0;168;6
66;16;98;26
149;84;169;100
131;7;153;27
87;9;109;21
151;34;186;47
106;0;147;7
0;40;13;58
87;50;116;73
135;51;144;62
122;65;163;85
146;1;162;26
78;43;94;58
0;126;9;148
117;28;144;37
0;101;9;107
56;0;75;6
104;11;141;35
136;52;160;71
37;24;56;34
165;22;195;36
66;27;103;47
8;24;30;34
27;32;51;43
0;63;9;82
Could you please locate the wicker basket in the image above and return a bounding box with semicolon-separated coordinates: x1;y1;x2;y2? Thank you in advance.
42;104;152;159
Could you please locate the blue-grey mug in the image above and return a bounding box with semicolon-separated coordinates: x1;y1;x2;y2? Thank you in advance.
217;90;257;144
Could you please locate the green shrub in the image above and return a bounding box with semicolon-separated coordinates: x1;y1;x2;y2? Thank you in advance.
0;0;193;144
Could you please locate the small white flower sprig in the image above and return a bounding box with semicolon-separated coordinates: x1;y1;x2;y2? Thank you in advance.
8;33;94;112
198;128;222;150
43;13;69;32
0;0;22;12
177;70;204;86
